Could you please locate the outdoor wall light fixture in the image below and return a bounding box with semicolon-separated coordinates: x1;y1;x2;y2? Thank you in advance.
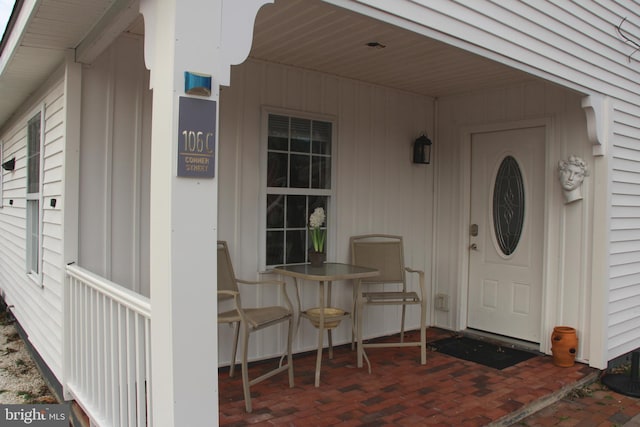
2;157;15;171
366;41;386;49
413;134;432;164
184;71;212;96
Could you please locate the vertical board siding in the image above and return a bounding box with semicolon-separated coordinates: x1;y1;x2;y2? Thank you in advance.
608;103;640;360
217;59;434;363
435;82;594;358
78;34;151;297
0;77;66;380
348;0;640;361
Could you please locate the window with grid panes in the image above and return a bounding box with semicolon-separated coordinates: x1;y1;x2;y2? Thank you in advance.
26;112;41;276
265;114;332;266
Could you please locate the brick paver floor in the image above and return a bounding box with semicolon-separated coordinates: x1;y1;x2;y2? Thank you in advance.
218;328;601;426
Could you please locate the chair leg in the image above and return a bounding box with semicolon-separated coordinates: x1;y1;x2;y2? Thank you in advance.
400;304;407;343
241;322;252;413
357;295;370;371
351;284;357;350
356;296;363;367
287;316;294;388
420;301;427;365
229;322;240;377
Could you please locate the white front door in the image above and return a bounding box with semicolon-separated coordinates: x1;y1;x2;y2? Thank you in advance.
467;126;545;343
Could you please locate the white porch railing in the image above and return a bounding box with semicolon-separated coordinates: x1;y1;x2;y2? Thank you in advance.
65;264;152;427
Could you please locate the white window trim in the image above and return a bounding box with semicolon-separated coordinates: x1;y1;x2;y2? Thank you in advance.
26;105;44;286
259;106;337;271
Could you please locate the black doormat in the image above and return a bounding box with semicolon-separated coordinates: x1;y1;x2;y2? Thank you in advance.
430;336;537;370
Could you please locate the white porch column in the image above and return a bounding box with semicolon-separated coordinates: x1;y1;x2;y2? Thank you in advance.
139;1;272;425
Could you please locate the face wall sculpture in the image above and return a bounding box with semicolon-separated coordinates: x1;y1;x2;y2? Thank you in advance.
558;155;588;203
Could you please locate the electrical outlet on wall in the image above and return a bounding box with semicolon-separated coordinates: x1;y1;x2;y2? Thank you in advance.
435;293;449;312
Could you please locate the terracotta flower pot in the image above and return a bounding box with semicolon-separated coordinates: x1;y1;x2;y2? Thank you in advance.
551;326;578;367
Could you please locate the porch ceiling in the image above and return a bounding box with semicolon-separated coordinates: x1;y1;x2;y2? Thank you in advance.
0;0;539;129
250;0;537;98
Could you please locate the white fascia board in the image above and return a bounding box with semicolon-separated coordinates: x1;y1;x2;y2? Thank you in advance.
0;0;37;76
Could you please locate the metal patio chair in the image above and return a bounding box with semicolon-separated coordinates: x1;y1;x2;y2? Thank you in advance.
217;241;294;412
350;234;427;372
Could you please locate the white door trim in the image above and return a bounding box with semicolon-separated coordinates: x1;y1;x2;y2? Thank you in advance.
457;117;555;352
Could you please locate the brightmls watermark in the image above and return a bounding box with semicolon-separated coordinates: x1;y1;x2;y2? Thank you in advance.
0;404;69;426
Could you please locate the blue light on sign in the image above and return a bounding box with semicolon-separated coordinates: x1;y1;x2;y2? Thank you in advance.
184;71;212;96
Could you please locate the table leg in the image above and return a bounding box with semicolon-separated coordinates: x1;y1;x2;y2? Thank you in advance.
314;281;325;387
356;280;364;368
351;281;357;351
293;277;302;338
327;281;333;359
279;277;302;368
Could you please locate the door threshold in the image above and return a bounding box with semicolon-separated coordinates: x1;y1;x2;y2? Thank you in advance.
463;328;540;353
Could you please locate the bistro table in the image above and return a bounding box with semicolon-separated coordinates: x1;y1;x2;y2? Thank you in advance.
272;262;379;387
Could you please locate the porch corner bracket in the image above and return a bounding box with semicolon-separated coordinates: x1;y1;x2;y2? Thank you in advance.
139;0;273;89
138;0;156;89
218;0;274;86
581;95;611;157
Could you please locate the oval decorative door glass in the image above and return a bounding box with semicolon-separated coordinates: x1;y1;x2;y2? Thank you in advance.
493;155;525;256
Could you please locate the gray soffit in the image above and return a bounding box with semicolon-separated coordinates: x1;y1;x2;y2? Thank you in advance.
0;0;116;129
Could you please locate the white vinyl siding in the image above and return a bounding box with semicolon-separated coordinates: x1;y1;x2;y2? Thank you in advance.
0;73;66;380
0;140;3;208
608;102;640;360
0;141;3;207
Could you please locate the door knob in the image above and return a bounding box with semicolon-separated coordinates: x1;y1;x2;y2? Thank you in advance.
469;243;478;250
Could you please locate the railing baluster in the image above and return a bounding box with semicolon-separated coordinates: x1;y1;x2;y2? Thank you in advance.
90;287;97;413
98;295;105;420
82;282;88;392
127;309;135;426
108;299;116;425
145;318;152;427
135;314;146;426
119;304;127;427
65;265;151;426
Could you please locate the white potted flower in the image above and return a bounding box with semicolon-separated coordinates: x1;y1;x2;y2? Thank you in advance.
308;207;326;266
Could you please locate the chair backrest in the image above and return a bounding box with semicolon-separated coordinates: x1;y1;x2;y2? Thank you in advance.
217;241;239;301
350;234;405;284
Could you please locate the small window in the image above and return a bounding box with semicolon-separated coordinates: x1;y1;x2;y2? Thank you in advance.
493;155;525;256
26;112;42;276
264;113;333;266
